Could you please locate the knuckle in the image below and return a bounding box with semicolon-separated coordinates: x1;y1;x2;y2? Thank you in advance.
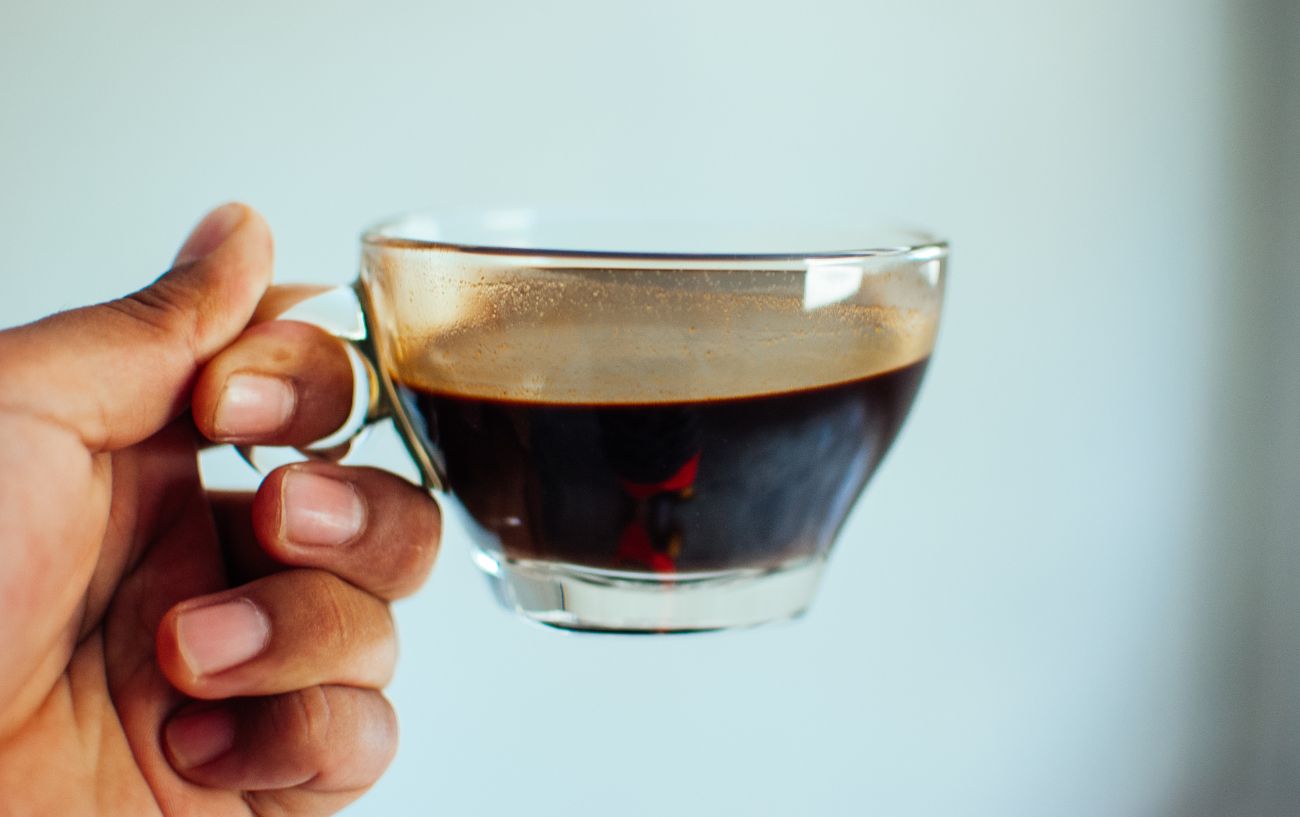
368;488;441;597
292;569;394;684
309;571;361;649
387;528;438;594
362;694;399;777
334;689;397;785
290;686;335;756
276;687;394;790
243;790;292;817
107;277;204;360
115;279;193;333
264;687;338;781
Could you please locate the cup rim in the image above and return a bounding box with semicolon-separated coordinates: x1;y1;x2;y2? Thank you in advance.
361;208;948;263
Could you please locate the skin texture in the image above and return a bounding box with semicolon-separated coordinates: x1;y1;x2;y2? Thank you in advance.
0;204;441;816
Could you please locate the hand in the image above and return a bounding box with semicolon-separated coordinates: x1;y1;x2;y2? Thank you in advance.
0;205;441;816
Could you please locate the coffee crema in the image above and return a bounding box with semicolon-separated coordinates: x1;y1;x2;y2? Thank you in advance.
371;262;938;404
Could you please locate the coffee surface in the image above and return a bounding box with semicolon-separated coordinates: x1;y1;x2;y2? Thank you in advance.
374;267;938;404
399;360;928;573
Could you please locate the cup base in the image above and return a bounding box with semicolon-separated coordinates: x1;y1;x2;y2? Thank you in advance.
471;549;827;633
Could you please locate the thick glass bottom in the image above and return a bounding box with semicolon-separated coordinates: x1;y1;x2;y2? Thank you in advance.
471;549;827;633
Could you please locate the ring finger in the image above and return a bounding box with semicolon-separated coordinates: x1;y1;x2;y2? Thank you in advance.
155;568;395;700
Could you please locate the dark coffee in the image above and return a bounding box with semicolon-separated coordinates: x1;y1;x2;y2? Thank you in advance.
398;358;927;574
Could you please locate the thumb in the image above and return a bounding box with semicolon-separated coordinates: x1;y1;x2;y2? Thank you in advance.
0;203;273;452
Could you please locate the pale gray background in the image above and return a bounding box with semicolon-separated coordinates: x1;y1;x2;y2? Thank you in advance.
2;0;1298;815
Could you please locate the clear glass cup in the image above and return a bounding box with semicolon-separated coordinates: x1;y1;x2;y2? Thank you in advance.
329;211;945;633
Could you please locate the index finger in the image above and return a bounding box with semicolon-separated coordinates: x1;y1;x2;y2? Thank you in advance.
191;316;355;448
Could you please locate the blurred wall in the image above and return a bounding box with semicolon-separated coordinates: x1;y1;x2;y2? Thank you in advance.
1237;0;1300;812
1;1;1296;815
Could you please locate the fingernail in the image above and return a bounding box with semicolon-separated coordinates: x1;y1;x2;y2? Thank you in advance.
213;373;295;439
166;706;237;769
283;470;366;547
175;203;245;265
175;598;270;677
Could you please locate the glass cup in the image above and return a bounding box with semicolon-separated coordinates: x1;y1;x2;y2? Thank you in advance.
305;211;946;633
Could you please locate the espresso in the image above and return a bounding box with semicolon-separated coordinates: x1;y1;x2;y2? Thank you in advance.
398;360;927;573
371;262;941;575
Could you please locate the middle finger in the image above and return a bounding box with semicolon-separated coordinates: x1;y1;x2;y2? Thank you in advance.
192;318;356;448
223;462;442;601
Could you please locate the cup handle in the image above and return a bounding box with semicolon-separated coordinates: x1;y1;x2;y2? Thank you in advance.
234;283;387;471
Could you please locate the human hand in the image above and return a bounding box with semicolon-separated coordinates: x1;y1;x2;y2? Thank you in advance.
0;204;441;816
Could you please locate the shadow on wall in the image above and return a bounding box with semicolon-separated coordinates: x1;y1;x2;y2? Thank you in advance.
1179;0;1300;813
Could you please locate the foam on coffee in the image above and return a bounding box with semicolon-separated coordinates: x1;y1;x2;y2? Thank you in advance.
366;257;941;405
